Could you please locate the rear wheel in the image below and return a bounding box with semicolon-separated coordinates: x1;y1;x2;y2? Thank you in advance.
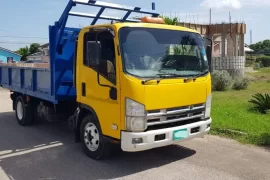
80;114;111;160
15;96;33;126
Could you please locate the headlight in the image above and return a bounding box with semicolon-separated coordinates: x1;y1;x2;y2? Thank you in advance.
125;98;147;131
205;94;212;118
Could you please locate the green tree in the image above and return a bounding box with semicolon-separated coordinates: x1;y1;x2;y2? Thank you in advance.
16;43;41;61
160;16;178;25
174;35;196;55
161;17;197;68
29;43;40;55
16;46;29;61
250;39;270;52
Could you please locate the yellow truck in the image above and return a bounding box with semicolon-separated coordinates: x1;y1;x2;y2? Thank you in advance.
0;0;212;160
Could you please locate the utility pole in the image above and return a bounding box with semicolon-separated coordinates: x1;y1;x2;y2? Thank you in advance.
209;9;212;24
152;2;155;10
250;30;252;45
229;11;231;23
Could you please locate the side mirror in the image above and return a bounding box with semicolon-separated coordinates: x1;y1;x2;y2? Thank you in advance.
203;37;213;72
206;45;212;71
87;41;101;67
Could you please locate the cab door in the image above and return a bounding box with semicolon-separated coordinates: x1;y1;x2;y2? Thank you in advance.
76;26;121;139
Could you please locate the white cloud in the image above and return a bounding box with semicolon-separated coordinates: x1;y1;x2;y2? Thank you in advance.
200;0;270;9
200;0;242;9
243;0;270;6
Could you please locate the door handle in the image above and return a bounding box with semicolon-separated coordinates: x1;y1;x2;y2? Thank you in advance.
82;82;86;96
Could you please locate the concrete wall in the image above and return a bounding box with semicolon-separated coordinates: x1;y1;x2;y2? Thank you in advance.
212;56;246;77
27;47;50;62
177;22;246;36
0;49;21;63
27;55;50;62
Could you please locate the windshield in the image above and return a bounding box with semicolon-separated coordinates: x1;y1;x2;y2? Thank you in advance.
119;27;209;78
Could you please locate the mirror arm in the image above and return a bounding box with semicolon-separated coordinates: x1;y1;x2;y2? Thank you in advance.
97;68;112;88
97;68;117;100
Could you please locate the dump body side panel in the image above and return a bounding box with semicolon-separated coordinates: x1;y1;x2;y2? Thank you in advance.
0;65;54;102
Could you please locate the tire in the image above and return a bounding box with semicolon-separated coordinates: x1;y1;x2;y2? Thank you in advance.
80;114;111;160
15;96;34;126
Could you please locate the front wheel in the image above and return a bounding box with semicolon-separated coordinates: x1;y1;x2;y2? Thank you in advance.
80;115;111;160
15;96;33;126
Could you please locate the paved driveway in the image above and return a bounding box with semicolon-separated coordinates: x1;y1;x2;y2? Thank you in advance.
0;88;269;180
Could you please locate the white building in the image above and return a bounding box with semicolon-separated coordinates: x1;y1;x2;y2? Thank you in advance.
27;43;50;62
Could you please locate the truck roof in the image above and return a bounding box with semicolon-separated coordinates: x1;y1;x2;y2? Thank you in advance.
97;22;200;34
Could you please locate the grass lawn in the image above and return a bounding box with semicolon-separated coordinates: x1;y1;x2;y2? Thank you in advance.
210;68;270;146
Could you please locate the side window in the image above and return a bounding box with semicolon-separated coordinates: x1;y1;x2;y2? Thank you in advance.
83;30;116;84
83;32;97;69
7;57;14;63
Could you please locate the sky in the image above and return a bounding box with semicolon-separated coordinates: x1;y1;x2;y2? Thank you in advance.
0;0;269;51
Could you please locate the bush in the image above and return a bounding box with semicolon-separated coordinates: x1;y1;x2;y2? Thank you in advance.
253;62;262;70
211;70;232;91
232;76;251;90
248;93;270;114
245;59;253;67
245;56;257;67
257;56;270;67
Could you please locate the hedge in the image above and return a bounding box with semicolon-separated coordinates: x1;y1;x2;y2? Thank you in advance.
257;56;270;67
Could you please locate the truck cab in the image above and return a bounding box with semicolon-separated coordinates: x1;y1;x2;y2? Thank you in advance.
75;22;212;159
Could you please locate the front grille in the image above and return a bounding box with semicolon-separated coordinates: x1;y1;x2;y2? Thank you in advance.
146;118;202;131
146;103;205;127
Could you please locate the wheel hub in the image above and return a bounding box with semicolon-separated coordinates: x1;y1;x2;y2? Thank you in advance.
16;101;23;120
84;123;100;151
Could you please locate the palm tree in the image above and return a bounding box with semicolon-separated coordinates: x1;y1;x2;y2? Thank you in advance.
160;16;178;25
161;17;197;68
16;46;29;61
16;43;41;61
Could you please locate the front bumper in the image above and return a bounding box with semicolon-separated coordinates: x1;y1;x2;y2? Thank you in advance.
121;118;212;152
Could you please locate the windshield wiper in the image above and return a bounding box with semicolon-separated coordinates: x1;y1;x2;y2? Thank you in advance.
141;73;180;85
184;71;209;83
141;78;161;85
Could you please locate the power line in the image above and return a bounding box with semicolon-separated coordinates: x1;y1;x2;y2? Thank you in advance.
0;35;48;39
0;42;47;45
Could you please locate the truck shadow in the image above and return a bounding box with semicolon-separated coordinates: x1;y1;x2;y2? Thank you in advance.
0;111;196;180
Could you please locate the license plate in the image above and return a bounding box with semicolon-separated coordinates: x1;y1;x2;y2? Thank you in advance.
173;129;188;141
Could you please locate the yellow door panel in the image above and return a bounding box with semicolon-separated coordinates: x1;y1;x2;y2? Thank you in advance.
80;68;121;139
76;26;121;139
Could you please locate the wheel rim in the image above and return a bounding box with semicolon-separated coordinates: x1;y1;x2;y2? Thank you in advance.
84;122;100;152
16;101;23;120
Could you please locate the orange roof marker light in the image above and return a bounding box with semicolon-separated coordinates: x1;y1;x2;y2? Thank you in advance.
141;16;165;24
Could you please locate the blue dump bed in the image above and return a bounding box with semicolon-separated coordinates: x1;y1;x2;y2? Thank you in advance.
0;65;53;101
0;26;81;104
